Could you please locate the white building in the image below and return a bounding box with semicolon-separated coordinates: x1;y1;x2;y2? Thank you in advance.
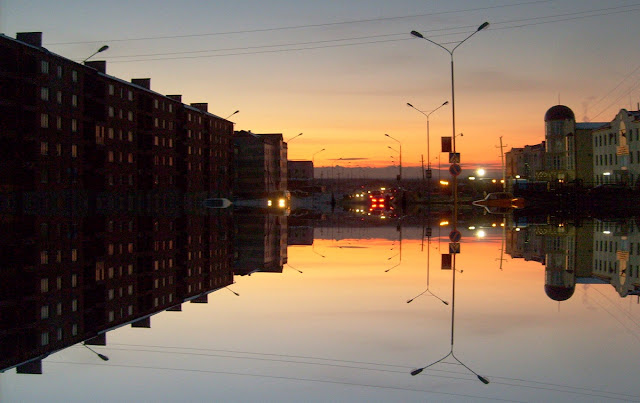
592;109;640;187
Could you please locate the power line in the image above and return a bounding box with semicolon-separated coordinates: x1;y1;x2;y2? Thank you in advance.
48;0;551;45
91;4;640;64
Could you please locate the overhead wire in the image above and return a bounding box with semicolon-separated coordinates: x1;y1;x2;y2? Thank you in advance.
47;0;552;45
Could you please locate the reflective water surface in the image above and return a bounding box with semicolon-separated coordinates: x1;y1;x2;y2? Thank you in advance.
2;204;640;402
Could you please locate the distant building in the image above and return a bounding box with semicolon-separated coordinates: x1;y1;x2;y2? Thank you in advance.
505;142;545;182
234;131;288;198
287;160;313;190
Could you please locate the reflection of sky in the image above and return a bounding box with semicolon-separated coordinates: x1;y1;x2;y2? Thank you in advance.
3;227;640;402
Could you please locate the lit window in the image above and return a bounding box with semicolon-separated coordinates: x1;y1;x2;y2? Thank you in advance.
71;299;77;312
71;144;77;158
41;87;49;101
128;111;133;121
40;141;48;155
71;274;77;287
71;119;77;132
72;94;77;107
40;113;49;128
71;248;77;261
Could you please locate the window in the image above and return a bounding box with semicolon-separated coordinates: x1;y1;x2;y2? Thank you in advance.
108;106;114;117
71;94;77;107
41;305;49;319
41;87;49;101
71;299;77;312
71;70;78;82
128;131;133;142
154;99;159;109
41;278;49;293
57;65;62;78
109;84;114;95
40;141;48;155
56;116;62;130
72;324;77;336
41;332;49;346
41;113;49;128
71;119;77;132
57;91;62;104
128;90;133;101
108;151;114;162
71;144;77;158
41;60;49;74
71;248;77;262
128;111;133;121
71;274;77;287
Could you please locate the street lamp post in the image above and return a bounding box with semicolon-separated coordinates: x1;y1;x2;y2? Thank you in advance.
407;101;448;175
225;110;240;119
411;22;489;217
286;132;303;142
82;45;109;63
384;134;402;182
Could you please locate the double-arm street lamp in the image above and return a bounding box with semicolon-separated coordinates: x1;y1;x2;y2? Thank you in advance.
407;101;448;173
411;22;489;225
384;133;402;181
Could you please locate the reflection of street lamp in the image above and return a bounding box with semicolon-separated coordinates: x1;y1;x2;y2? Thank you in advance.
285;264;303;274
286;132;303;142
83;343;109;361
384;134;402;181
83;45;109;63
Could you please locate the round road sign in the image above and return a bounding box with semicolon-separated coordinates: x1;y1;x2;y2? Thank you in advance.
449;229;462;242
449;163;462;177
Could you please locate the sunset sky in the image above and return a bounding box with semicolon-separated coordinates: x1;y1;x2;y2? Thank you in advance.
4;0;640;171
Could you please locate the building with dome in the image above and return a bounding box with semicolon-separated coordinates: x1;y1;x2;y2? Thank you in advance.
537;105;606;186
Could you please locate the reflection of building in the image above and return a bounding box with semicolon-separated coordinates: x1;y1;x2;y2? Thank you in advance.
233;213;288;275
234;131;287;198
0;195;234;374
507;218;640;300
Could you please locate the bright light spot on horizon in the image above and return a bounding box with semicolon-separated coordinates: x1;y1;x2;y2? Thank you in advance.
477;169;486;176
477;230;487;238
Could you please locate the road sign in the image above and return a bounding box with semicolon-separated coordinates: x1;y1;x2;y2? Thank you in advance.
449;163;462;177
449;242;461;254
449;152;460;163
425;227;432;237
441;137;452;152
449;229;462;242
441;254;452;270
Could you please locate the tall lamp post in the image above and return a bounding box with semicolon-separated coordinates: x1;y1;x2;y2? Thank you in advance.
82;45;109;63
384;134;402;182
407;101;448;177
411;22;489;216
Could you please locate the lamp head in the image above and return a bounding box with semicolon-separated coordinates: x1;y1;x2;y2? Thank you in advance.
410;368;424;376
478;22;490;31
384;133;390;137
98;45;109;53
406;102;414;108
478;375;490;384
410;30;424;39
443;101;449;105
